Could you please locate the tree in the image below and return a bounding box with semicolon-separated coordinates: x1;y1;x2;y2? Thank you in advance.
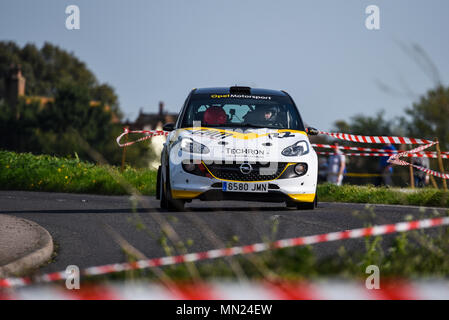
332;111;396;137
37;83;115;160
0;41;120;120
0;41;154;167
0;99;41;153
401;85;449;150
41;83;92;134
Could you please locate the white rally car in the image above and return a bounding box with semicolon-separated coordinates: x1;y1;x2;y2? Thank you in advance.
156;86;319;211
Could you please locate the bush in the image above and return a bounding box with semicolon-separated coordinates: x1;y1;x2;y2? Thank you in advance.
0;150;157;195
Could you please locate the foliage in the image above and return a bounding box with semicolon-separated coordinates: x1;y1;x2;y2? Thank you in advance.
329;90;449;187
94;214;449;282
0;41;120;116
0;41;155;167
401;85;449;150
333;111;397;137
0;150;157;195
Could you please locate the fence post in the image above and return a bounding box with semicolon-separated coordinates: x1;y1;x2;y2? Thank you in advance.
409;165;415;189
435;138;447;191
121;126;129;172
429;175;439;189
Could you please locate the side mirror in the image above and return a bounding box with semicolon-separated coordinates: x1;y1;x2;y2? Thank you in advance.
306;127;319;136
163;123;175;132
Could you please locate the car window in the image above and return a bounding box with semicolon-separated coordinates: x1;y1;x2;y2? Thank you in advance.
180;94;305;131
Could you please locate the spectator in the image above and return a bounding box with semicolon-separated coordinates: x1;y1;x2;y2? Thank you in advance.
412;156;430;188
327;142;346;186
379;144;396;186
318;157;328;183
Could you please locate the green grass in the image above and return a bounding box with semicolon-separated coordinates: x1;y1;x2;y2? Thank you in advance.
318;183;449;208
0;150;157;195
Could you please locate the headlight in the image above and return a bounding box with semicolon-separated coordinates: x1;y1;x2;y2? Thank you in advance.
180;138;210;154
281;141;309;157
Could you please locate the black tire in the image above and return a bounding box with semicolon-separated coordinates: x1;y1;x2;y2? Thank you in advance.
156;166;161;200
296;194;317;210
285;201;297;208
160;167;168;209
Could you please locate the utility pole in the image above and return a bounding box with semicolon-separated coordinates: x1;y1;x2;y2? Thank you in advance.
121;126;129;172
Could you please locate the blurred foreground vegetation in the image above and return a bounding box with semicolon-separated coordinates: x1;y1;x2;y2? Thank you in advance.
134;229;449;281
92;210;449;282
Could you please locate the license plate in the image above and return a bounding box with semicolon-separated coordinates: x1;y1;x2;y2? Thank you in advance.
222;181;268;193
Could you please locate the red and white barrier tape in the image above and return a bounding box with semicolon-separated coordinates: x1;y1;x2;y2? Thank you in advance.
313;143;449;155
116;128;437;148
2;216;449;289
116;128;169;148
391;161;449;179
318;131;433;145
3;281;449;300
313;143;399;153
114;127;447;175
316;151;449;159
387;142;449;179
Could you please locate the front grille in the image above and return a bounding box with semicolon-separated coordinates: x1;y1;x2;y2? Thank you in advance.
204;162;288;182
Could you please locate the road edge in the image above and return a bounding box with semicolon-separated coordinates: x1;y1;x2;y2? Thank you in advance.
0;216;54;278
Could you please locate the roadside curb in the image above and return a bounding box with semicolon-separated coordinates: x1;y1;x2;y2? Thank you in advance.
0;215;53;278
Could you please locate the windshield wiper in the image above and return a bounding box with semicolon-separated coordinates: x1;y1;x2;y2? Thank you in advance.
243;123;280;129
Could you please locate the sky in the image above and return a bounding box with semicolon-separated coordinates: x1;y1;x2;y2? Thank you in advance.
1;0;448;131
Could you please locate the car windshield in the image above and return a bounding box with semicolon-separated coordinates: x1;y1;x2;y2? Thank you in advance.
180;93;305;130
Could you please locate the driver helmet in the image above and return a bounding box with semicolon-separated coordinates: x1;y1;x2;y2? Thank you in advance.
203;106;227;126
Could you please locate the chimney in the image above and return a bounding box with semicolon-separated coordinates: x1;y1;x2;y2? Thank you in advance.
159;101;164;116
5;64;26;117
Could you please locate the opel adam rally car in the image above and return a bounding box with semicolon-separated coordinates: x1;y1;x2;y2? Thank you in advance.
156;86;318;211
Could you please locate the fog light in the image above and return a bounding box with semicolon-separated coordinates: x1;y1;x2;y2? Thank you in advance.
182;162;196;172
294;163;307;176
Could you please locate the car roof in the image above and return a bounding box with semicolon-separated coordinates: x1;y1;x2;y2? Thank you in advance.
193;87;288;97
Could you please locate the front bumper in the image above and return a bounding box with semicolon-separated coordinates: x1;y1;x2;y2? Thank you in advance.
194;187;315;203
169;164;317;203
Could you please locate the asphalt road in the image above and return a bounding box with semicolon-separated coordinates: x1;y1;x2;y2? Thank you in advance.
0;190;446;274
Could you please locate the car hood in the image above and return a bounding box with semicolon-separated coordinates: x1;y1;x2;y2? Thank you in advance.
169;127;312;162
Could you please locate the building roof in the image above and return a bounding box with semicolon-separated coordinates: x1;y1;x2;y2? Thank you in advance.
129;102;178;130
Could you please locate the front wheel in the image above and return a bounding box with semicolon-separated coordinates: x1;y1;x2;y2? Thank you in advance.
160;167;185;211
159;167;167;209
156;166;161;200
